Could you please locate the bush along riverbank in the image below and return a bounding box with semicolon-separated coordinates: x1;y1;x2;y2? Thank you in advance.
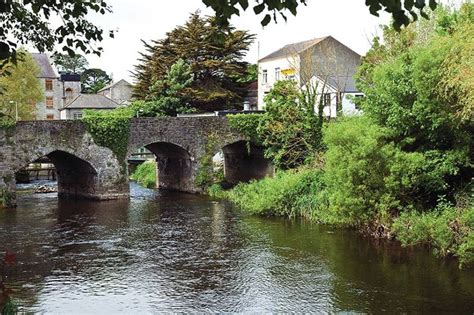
214;4;474;268
130;160;157;189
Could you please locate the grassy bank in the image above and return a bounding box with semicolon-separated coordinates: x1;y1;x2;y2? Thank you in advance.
212;168;473;268
130;160;156;189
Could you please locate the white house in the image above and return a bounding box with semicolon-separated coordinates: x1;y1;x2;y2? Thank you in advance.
258;36;363;117
59;94;119;120
98;79;133;105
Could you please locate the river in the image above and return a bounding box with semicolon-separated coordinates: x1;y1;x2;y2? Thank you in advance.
1;182;473;313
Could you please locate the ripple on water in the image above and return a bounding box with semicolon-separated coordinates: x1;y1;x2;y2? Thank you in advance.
0;183;473;313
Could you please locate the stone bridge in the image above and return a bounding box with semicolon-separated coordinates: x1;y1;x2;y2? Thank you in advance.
0;117;273;207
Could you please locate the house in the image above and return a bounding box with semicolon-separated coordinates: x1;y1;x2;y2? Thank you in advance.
98;79;133;105
59;94;119;120
32;53;81;120
258;36;363;117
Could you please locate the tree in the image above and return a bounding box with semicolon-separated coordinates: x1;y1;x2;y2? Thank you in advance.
0;0;113;67
0;51;43;121
203;0;439;30
81;68;112;93
133;59;196;117
258;80;322;169
53;53;89;74
133;12;255;112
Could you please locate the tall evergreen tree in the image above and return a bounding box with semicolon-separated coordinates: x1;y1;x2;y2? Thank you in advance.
133;12;255;112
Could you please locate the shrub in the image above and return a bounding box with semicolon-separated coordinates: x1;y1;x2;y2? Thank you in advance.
130;160;157;189
226;168;323;217
393;200;473;267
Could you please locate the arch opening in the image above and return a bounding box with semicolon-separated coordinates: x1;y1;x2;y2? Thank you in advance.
14;150;98;199
142;142;194;191
221;141;273;184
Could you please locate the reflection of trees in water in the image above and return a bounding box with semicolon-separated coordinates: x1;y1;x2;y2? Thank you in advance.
240;216;474;313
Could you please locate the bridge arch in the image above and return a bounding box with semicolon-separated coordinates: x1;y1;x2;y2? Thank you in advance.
216;140;274;185
141;141;195;191
13;149;99;199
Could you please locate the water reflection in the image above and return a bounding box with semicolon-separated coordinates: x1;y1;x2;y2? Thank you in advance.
0;183;473;313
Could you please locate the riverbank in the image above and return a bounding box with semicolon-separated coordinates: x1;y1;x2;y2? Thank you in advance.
209;167;474;268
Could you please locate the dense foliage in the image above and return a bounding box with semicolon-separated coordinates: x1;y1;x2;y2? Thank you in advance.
0;51;43;121
81;108;132;161
258;80;323;169
81;68;112;94
130;160;157;189
133;12;255;112
226;168;322;217
53;53;89;74
220;3;473;267
227;113;264;145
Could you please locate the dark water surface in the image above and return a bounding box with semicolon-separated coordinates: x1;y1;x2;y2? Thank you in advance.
1;182;474;313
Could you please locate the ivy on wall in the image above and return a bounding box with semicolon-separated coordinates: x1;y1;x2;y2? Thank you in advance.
81;109;132;161
226;113;264;145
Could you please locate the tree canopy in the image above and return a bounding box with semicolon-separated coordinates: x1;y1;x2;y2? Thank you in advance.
0;0;113;67
81;68;112;94
203;0;439;30
0;51;43;121
133;12;255;112
53;53;89;74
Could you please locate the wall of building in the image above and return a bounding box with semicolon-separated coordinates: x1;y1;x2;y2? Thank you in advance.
35;77;62;120
258;56;299;109
100;80;133;105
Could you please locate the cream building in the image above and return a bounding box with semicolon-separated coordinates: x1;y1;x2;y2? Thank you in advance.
258;36;363;117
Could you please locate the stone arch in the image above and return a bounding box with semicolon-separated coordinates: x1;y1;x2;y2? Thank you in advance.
13;149;99;199
138;141;196;192
218;140;274;185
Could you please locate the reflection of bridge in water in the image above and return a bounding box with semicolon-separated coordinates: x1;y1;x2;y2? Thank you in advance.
0;117;274;207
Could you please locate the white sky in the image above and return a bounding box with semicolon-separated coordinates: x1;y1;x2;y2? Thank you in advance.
83;0;460;82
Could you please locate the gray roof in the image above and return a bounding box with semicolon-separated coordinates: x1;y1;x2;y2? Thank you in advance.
259;37;328;62
61;94;119;110
98;79;132;93
31;53;58;78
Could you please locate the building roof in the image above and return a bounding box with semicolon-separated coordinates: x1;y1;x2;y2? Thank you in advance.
259;37;328;62
98;79;133;93
31;53;59;79
60;94;119;110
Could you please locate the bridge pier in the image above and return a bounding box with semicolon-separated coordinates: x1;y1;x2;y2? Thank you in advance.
0;168;16;208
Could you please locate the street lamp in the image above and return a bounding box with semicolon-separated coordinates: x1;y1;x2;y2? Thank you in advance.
9;101;18;121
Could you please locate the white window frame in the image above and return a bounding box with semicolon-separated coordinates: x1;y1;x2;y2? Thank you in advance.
73;112;83;120
275;67;280;81
262;69;268;84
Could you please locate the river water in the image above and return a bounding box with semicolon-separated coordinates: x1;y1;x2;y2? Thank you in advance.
1;182;473;313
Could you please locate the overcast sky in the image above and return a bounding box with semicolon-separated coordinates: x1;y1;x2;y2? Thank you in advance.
83;0;458;82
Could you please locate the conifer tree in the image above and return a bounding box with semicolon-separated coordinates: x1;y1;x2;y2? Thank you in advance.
133;12;255;112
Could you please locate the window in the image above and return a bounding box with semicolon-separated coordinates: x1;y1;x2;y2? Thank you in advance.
65;88;73;101
73;112;83;120
46;97;54;108
262;70;268;84
45;79;53;91
46;114;54;120
323;93;331;106
275;67;280;81
354;94;364;110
